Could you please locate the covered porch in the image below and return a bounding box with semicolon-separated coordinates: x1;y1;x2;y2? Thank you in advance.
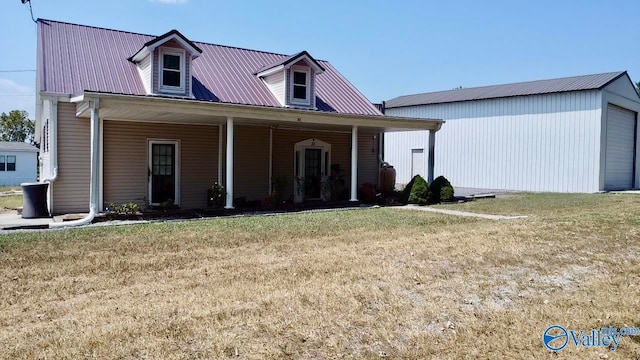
68;92;443;213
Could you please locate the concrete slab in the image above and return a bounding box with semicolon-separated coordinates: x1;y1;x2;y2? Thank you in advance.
397;205;528;220
0;213;57;229
454;187;520;198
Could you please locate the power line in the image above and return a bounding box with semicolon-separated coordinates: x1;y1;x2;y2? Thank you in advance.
0;70;36;73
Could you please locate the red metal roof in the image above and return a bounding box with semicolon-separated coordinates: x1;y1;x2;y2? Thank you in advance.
38;19;381;116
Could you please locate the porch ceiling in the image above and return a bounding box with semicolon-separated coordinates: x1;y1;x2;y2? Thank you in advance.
72;92;444;132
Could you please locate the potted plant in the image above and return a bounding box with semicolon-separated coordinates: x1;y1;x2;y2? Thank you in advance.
208;182;225;208
321;175;331;201
294;176;305;203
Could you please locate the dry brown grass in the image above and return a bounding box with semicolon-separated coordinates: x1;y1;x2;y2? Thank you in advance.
0;189;22;213
1;194;639;359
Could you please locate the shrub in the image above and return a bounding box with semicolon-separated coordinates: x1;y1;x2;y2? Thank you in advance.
400;176;417;204
428;176;455;204
209;182;225;208
406;175;429;205
106;202;140;215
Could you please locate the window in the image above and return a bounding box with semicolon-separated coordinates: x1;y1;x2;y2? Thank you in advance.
6;156;15;171
0;156;4;171
290;67;310;105
159;48;185;92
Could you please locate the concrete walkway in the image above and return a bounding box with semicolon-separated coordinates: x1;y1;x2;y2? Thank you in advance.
397;204;528;220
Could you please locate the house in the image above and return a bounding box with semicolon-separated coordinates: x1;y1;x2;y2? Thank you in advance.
383;72;640;193
0;142;38;186
34;19;443;219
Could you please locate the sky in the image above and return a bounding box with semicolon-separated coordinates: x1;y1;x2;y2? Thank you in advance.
1;0;639;119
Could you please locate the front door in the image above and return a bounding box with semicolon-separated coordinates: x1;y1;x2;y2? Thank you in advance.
294;138;331;202
149;141;179;205
304;148;322;198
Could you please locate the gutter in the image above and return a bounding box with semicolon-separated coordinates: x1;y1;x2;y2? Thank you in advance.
40;99;58;183
50;98;100;228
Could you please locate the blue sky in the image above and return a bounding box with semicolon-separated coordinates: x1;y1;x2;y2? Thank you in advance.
1;0;639;118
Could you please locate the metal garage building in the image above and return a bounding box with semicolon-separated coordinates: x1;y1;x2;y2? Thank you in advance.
384;71;640;193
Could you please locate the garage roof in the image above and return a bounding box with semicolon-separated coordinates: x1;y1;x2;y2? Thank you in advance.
0;142;39;152
386;71;631;108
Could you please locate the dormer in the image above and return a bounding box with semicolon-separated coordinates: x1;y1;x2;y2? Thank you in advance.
256;51;325;109
129;30;202;97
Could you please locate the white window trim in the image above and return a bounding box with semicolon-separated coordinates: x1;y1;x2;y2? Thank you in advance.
148;139;181;206
159;48;186;94
289;66;311;106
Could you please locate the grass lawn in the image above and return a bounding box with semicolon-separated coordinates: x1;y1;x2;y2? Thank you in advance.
1;194;639;359
0;186;22;213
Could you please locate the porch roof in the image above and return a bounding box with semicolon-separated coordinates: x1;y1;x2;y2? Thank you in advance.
70;91;444;132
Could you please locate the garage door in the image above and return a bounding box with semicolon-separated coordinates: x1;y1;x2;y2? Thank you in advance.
605;105;637;190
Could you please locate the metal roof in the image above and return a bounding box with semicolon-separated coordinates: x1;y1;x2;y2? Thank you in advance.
254;51;325;75
0;142;39;152
38;19;381;116
386;71;629;108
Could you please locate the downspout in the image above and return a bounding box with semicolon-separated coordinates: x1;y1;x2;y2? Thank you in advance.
41;99;58;215
378;101;390;166
50;98;100;228
41;99;58;182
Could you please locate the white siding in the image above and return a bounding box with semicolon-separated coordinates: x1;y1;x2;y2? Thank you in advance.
263;71;285;106
385;90;603;193
137;53;152;94
0;151;38;186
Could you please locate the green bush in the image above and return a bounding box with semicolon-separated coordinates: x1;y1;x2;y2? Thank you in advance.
406;175;429;205
106;202;140;215
428;176;455;204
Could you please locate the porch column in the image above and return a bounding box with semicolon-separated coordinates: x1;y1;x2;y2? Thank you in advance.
268;127;273;195
225;117;234;209
350;125;358;202
218;123;223;184
428;130;436;183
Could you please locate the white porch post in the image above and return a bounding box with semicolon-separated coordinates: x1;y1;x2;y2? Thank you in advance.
225;117;234;209
428;130;436;183
268;127;273;195
350;125;358;202
218;123;223;184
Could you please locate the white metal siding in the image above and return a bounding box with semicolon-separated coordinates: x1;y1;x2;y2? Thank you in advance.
604;105;636;190
0;151;38;186
385;90;603;192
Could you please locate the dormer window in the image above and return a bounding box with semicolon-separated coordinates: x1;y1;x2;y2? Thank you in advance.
129;29;202;97
291;68;310;104
255;51;325;109
160;48;185;92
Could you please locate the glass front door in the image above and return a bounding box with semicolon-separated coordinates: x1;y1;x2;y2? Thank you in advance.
150;142;176;205
304;148;322;199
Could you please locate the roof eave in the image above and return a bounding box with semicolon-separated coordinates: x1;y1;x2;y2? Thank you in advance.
77;91;444;131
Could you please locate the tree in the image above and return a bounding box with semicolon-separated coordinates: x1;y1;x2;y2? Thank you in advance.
636;81;640;94
0;110;35;143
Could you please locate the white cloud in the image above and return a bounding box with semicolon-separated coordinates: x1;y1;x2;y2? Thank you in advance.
150;0;188;3
0;79;36;119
